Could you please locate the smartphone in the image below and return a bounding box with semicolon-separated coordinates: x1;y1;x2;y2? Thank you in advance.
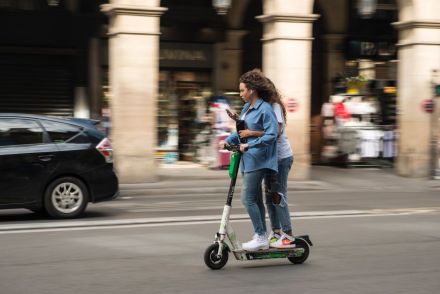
236;119;247;143
225;109;237;121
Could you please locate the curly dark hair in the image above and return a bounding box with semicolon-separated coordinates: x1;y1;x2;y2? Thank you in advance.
239;69;287;123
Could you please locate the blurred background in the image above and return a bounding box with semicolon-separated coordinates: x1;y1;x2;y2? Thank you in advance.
0;0;439;183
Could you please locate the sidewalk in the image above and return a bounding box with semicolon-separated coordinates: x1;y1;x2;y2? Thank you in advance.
119;162;440;196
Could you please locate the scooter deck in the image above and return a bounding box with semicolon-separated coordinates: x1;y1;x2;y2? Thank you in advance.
231;235;313;254
232;247;296;254
232;247;304;260
230;235;312;261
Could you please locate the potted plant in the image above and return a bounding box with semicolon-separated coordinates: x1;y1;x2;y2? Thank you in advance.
345;76;367;94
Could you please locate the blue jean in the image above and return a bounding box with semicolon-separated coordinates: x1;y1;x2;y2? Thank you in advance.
264;156;294;233
241;169;267;236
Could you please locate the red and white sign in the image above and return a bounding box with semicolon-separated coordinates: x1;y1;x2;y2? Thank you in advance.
287;98;299;113
421;99;435;113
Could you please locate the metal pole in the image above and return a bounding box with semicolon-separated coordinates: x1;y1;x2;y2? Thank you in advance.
430;99;437;179
431;69;440;179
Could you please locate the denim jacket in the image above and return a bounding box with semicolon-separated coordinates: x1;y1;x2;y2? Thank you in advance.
225;98;278;173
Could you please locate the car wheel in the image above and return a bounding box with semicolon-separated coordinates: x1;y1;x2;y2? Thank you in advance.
44;177;89;219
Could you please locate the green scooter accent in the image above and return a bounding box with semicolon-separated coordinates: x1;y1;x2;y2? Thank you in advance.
228;152;241;179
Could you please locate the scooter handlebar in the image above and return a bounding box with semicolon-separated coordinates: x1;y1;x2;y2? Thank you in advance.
224;144;240;152
224;144;248;152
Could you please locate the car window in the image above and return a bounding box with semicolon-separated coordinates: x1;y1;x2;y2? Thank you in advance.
0;118;44;146
40;120;82;143
68;133;91;144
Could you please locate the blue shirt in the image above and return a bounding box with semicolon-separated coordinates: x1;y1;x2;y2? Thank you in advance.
225;98;278;173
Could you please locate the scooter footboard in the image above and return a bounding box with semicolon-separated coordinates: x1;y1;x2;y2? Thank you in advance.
232;248;298;260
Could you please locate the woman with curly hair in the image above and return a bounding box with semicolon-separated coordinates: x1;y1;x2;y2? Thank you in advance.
228;70;295;249
220;69;279;251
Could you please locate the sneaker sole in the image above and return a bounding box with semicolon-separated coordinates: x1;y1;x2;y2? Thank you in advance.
273;244;296;249
243;245;270;251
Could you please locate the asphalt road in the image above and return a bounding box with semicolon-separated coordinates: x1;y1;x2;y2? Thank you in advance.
1;186;439;222
0;170;439;294
0;209;439;294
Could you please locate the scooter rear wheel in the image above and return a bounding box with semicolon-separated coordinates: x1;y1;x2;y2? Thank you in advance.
287;239;310;264
204;243;228;270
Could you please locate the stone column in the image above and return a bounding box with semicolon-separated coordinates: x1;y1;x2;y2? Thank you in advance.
322;34;346;99
216;30;248;92
257;2;318;180
393;19;440;177
88;37;102;119
102;1;167;183
318;0;348;99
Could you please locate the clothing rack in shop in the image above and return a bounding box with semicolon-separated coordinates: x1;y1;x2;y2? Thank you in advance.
320;93;397;168
334;124;396;168
337;124;395;129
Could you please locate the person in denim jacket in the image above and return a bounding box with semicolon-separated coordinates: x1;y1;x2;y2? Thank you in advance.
220;69;278;251
239;78;295;249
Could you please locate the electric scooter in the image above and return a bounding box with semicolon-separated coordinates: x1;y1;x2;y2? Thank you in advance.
204;141;313;270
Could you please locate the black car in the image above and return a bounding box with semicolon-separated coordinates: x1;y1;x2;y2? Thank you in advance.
0;113;119;219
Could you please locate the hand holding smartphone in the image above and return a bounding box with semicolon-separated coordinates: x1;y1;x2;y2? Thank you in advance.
226;109;239;121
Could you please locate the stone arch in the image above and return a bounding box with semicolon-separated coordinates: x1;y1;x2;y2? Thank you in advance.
310;0;349;116
211;0;263;93
241;0;263;72
226;0;252;29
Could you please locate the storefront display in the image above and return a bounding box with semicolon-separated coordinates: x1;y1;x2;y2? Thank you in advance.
320;91;397;167
157;71;213;163
156;41;215;163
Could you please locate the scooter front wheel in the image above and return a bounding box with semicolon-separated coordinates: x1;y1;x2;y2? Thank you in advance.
287;239;310;264
204;243;229;270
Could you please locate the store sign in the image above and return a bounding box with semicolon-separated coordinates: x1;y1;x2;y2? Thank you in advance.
287;98;299;113
160;42;213;69
347;40;397;60
421;99;435;113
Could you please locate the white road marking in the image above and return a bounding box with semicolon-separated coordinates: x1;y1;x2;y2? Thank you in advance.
0;208;437;234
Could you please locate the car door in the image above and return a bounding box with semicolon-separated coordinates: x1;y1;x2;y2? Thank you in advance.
0;117;58;205
39;119;91;175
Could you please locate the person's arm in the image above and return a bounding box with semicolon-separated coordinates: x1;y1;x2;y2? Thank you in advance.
239;129;264;138
246;108;278;149
276;123;282;137
272;103;284;137
241;104;283;139
225;132;240;145
219;131;240;149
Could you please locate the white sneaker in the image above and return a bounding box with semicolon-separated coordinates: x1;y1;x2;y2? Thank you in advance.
242;234;269;251
272;233;296;248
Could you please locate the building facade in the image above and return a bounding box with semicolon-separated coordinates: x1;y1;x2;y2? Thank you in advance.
1;0;439;182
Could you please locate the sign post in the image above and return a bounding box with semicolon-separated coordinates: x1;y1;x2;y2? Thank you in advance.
428;69;440;179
